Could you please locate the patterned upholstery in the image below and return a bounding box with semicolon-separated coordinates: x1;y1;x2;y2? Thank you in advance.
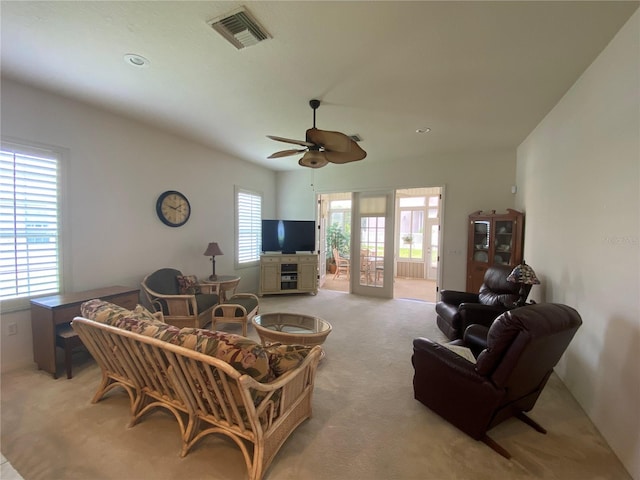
80;299;307;381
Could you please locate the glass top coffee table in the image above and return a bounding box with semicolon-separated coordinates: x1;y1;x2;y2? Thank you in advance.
252;312;332;354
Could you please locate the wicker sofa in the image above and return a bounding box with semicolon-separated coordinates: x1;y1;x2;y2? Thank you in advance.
73;299;322;480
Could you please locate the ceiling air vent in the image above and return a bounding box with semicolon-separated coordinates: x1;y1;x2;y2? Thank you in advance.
208;7;271;50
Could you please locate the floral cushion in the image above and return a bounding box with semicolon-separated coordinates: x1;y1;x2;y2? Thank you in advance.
175;328;273;383
79;299;165;334
176;275;201;295
80;299;133;324
264;343;313;376
80;300;304;383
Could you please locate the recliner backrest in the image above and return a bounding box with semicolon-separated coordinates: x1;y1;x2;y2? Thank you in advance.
145;268;182;295
475;304;582;398
478;265;520;306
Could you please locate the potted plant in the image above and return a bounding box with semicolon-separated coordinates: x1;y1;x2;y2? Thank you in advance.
326;223;349;273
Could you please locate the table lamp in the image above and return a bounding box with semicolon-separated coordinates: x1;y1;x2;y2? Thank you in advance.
204;242;224;280
507;261;540;307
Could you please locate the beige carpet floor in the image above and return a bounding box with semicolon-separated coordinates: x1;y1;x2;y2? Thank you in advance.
1;290;631;480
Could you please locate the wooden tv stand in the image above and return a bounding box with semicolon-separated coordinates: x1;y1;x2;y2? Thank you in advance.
259;254;318;296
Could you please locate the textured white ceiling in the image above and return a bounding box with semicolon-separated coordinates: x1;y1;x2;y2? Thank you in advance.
1;1;638;171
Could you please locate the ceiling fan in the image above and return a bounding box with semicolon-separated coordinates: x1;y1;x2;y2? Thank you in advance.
267;99;366;168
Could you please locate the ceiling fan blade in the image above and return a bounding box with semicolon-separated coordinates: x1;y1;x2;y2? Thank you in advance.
298;151;329;169
324;144;367;164
306;128;352;152
267;135;315;147
268;149;307;159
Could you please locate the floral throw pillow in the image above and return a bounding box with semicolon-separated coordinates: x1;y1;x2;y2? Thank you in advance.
177;275;201;295
264;344;313;377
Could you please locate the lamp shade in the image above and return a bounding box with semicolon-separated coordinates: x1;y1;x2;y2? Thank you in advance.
204;242;224;256
507;262;540;285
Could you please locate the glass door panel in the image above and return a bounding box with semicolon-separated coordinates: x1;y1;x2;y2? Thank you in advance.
427;222;439;280
352;191;394;298
317;195;327;287
360;216;385;287
493;220;513;266
472;220;490;263
425;194;440;280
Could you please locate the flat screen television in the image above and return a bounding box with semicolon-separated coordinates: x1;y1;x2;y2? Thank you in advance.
262;220;316;254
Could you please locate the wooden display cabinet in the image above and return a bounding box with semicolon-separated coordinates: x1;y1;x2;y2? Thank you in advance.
467;209;524;292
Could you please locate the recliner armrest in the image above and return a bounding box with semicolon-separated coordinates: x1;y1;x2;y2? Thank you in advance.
463;324;490;357
439;290;480;305
458;303;507;333
412;338;483;380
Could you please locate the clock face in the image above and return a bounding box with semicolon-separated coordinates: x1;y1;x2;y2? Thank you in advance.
156;190;191;227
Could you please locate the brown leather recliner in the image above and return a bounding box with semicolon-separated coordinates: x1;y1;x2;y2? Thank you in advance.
435;264;520;340
412;303;582;458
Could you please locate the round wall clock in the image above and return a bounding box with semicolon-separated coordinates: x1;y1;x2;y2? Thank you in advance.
156;190;191;227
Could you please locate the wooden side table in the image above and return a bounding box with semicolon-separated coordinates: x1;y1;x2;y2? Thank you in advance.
30;286;140;378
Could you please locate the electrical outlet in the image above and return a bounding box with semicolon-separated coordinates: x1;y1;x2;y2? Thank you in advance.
7;323;18;336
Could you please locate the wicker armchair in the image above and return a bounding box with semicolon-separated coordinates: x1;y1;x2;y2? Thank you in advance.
141;268;219;329
211;277;259;336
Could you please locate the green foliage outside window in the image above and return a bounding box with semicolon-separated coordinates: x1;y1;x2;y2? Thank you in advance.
326;223;349;262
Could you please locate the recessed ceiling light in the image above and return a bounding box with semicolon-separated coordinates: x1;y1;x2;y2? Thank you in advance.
123;54;150;68
416;128;431;134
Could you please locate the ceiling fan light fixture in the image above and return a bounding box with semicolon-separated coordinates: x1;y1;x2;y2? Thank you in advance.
299;151;329;169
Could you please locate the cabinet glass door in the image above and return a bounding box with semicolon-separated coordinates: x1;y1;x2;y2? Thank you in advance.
472;221;490;263
493;220;514;266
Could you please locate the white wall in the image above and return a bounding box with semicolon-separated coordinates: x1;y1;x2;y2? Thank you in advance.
277;150;517;290
0;79;277;372
516;10;639;478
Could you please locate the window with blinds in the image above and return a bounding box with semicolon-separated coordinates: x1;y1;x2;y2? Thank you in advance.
0;144;60;305
235;186;262;266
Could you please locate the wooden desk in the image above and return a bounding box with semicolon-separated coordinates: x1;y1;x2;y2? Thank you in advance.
30;285;140;378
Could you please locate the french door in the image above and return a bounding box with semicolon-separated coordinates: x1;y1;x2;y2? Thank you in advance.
317;197;327;287
351;191;395;298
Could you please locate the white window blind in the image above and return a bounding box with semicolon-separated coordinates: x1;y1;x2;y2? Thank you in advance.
0;146;60;302
236;187;261;265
